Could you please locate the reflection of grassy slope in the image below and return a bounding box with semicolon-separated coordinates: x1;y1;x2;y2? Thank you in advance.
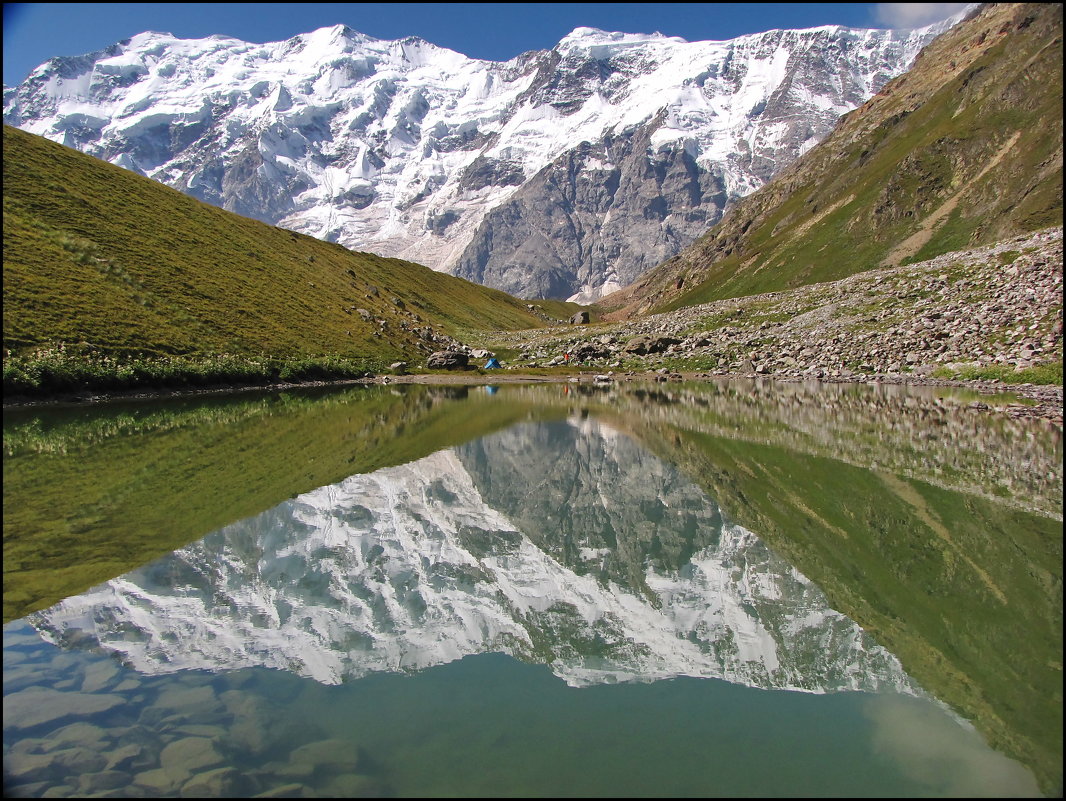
3;125;546;361
3;386;563;622
637;425;1062;795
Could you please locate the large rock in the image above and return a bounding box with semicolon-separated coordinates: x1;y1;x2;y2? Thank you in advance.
287;738;361;773
253;783;305;798
181;766;243;798
41;721;111;753
453;127;727;300
2;688;123;731
4;751;58;782
78;770;132;794
154;685;219;715
622;335;680;355
221;690;287;757
159;736;225;775
426;351;469;370
570;342;612;361
80;660;119;693
569;311;590;325
134;767;187;795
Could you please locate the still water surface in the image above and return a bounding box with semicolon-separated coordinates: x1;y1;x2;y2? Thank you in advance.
3;380;1061;797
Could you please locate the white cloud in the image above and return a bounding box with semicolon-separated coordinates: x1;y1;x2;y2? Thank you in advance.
874;3;970;29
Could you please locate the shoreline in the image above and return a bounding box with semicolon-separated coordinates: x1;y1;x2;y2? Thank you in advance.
3;370;1062;423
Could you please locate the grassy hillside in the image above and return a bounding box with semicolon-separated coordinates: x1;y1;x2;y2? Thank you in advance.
601;3;1063;317
3;125;554;371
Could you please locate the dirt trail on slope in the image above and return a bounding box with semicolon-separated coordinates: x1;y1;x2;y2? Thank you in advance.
882;131;1023;267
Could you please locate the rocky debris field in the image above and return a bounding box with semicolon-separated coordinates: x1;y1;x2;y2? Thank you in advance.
474;228;1063;416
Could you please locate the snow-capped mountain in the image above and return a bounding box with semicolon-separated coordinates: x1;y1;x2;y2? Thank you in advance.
3;16;967;300
31;419;921;697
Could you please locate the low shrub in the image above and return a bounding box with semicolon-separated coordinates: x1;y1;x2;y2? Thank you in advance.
2;344;379;398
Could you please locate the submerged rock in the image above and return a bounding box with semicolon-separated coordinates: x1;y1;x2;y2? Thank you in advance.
2;688;124;731
253;783;305;798
181;766;243;797
160;736;225;775
134;767;188;795
288;737;362;773
77;769;132;794
40;721;110;753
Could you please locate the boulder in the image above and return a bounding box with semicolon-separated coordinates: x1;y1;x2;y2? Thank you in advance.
622;335;680;355
426;351;469;370
570;311;590;325
78;770;132;794
571;342;611;361
253;783;305;798
2;688;123;731
288;738;361;774
181;766;243;798
160;736;224;775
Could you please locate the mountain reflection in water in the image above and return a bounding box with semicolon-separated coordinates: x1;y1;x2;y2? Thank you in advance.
29;418;920;697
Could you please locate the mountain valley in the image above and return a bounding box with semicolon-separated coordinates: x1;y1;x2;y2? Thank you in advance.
4;12;964;300
3;3;1062;405
3;5;1063;798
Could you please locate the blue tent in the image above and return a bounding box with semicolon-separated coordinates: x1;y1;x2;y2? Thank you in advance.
484;357;501;369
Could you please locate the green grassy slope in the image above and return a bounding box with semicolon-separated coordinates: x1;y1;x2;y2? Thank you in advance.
3;125;551;365
601;3;1062;317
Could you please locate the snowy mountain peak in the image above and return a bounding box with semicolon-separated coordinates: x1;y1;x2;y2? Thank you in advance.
558;26;689;52
6;14;966;299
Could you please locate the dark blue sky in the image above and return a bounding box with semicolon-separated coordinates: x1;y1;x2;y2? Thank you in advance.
3;3;968;87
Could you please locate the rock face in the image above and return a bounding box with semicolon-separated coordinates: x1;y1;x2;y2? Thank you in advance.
451;122;729;299
3;18;963;299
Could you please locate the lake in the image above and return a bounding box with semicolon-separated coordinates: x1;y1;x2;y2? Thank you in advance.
3;379;1062;797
